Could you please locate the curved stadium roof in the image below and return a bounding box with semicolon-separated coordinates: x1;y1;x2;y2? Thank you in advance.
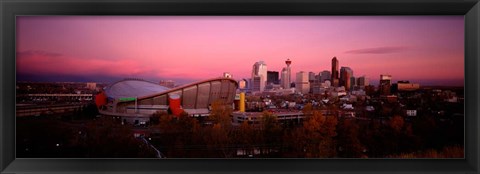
105;79;171;99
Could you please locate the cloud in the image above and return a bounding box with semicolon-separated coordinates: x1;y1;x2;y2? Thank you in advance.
16;50;154;78
17;50;62;58
345;46;408;54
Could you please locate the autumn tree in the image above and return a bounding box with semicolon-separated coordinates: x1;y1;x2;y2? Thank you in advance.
209;100;233;128
260;111;282;155
234;120;256;156
204;100;235;157
83;117;156;158
299;111;338;158
389;115;405;133
336;118;364;158
302;103;314;116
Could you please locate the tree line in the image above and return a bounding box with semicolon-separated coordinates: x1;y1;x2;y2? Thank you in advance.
149;102;464;158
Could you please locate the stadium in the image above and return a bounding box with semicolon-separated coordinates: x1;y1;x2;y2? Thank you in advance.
95;77;238;125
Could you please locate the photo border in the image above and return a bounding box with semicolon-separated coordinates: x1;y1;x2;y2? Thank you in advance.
1;0;479;173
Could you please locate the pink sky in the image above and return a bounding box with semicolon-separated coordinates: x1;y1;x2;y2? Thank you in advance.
16;16;464;86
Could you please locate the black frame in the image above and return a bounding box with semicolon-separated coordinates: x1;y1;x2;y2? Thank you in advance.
1;0;479;173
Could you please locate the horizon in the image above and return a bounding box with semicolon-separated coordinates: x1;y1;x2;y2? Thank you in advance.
16;16;464;87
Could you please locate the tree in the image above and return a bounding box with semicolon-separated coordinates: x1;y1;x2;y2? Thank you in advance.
260;111;282;155
336;119;364;158
302;103;313;116
209;100;233;128
203;100;235;157
389;115;405;133
301;111;338;158
204;123;231;157
235;120;255;156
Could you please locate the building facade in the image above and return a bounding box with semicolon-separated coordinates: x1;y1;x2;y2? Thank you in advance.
357;76;369;87
331;57;339;87
379;74;392;95
281;59;292;89
251;61;268;92
319;70;331;82
340;66;353;88
267;71;279;85
97;78;238;125
295;71;310;94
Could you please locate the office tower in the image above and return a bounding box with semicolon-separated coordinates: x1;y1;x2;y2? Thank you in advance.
281;59;292;89
357;76;369;87
267;71;280;84
251;61;267;92
319;70;331;82
296;71;310;94
379;74;392;95
309;72;316;83
331;57;339;87
341;70;351;91
340;66;353;87
350;76;356;91
252;76;262;92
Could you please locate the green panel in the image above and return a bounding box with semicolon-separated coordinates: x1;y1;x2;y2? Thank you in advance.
119;97;136;101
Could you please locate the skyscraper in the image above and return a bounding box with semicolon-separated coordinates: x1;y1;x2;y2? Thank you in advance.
296;71;310;94
319;70;331;82
350;76;356;91
281;59;292;89
379;74;392;95
251;61;268;92
341;70;351;91
331;57;339;87
267;71;280;84
340;66;353;87
309;72;316;83
252;76;262;92
357;76;369;87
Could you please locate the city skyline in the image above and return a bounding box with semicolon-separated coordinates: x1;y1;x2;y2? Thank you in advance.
17;16;464;86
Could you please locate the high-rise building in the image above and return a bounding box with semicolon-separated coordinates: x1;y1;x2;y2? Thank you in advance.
251;61;268;92
319;70;331;82
341;70;351;91
350;76;356;91
251;76;262;92
309;72;316;83
281;59;292;89
357;76;369;87
379;74;392;95
331;57;339;87
267;71;280;85
281;68;289;89
296;71;310;94
340;66;353;87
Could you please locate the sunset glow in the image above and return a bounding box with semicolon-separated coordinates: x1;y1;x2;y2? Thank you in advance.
16;16;464;86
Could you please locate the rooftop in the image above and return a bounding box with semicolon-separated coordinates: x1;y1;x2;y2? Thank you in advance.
105;79;170;99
